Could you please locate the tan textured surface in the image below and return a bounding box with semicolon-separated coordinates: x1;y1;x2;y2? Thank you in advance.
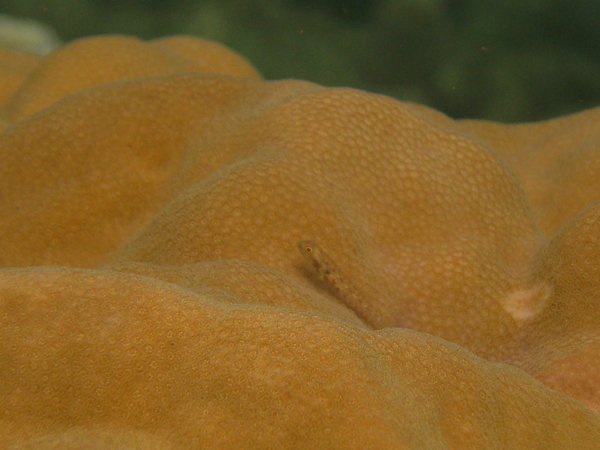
0;35;599;448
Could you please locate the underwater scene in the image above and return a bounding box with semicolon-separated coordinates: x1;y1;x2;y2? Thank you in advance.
1;0;600;121
1;1;600;448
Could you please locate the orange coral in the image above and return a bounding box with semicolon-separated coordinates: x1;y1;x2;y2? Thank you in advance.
0;35;599;448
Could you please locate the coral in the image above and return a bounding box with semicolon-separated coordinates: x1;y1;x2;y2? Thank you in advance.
0;13;61;54
0;35;599;448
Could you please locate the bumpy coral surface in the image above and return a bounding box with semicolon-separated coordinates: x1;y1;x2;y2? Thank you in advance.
1;36;599;448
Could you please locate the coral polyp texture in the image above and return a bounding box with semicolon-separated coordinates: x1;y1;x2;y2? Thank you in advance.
1;35;599;448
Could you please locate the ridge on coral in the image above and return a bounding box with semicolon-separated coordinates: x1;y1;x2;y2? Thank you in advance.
0;35;599;449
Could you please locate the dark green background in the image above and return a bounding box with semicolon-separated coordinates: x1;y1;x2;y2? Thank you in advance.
2;0;599;122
